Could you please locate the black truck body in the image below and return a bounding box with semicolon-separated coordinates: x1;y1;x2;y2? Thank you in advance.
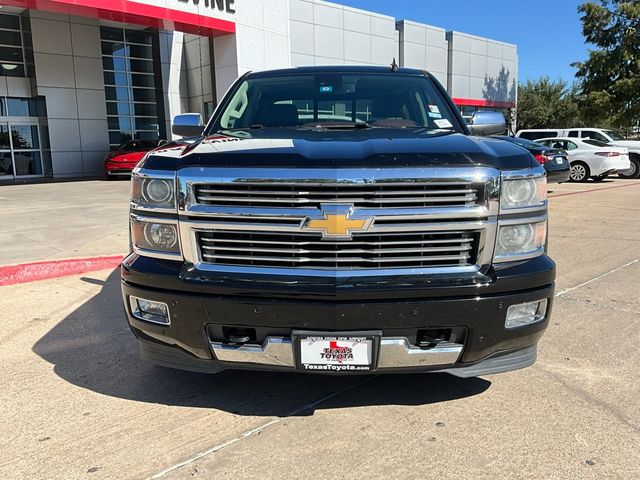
121;67;555;376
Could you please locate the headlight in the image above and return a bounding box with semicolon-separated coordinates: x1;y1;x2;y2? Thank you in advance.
131;173;176;210
494;221;547;262
131;215;181;257
501;176;546;210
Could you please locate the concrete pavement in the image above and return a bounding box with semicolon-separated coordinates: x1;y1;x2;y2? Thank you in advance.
0;178;639;479
0;179;130;265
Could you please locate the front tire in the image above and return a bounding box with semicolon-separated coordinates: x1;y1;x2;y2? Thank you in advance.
618;157;640;179
570;161;590;182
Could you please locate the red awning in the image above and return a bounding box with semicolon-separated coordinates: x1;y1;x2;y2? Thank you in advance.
453;98;516;109
1;0;236;36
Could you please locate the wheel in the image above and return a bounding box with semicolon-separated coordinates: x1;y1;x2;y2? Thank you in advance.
570;161;590;182
618;158;640;179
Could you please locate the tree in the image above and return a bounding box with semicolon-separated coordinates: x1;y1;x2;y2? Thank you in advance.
573;1;640;130
516;78;582;131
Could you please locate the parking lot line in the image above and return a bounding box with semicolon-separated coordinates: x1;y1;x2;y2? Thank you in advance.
0;255;124;286
148;377;372;479
549;181;640;198
555;258;640;298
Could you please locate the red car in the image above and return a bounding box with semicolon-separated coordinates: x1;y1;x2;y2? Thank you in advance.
104;139;166;178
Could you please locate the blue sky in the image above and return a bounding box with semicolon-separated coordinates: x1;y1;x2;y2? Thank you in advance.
337;0;588;84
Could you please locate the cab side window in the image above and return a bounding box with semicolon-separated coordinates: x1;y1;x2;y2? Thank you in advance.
567;130;579;138
567;141;578;150
582;130;608;143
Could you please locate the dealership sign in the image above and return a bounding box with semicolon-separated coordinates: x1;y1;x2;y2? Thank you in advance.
177;0;236;14
3;0;236;35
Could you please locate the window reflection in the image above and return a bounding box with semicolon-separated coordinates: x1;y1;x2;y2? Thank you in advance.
101;26;160;148
0;13;25;78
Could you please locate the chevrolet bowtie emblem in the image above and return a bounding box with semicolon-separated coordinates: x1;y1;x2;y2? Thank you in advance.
304;205;373;239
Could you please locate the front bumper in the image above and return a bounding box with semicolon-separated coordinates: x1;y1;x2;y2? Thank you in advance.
105;161;137;175
121;254;555;376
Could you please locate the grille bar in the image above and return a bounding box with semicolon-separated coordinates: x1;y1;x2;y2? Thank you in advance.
194;183;483;209
200;236;471;247
201;254;471;264
197;188;477;196
197;231;478;269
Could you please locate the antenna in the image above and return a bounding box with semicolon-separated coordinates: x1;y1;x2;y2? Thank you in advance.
390;58;399;72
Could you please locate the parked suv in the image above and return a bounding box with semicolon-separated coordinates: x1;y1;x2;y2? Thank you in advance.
516;128;640;178
121;67;555;377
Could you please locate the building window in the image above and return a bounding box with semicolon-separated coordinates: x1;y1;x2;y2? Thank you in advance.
0;13;25;77
101;26;161;148
0;97;48;178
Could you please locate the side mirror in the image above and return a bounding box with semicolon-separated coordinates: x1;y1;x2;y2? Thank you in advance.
467;111;506;136
172;113;204;137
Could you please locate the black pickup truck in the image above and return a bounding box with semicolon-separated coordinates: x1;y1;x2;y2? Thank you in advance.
121;66;555;377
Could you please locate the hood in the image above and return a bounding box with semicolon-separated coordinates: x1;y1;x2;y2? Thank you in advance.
106;150;148;162
143;128;535;171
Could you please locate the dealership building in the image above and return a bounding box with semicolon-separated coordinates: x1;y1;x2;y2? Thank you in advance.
0;0;518;180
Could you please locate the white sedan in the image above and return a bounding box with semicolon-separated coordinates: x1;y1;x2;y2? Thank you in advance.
537;137;630;182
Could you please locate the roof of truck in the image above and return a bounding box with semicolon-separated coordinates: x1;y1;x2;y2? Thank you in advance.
246;65;427;77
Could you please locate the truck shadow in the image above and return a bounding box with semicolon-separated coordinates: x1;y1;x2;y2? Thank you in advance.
32;269;491;416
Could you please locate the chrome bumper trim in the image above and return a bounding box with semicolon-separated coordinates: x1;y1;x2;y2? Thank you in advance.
211;337;295;367
377;338;463;369
210;336;463;369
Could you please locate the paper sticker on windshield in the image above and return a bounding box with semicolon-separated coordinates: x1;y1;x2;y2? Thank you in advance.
320;86;333;93
434;119;453;129
428;112;443;119
428;105;440;114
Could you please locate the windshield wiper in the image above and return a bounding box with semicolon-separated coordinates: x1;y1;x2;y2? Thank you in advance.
217;124;264;133
303;122;373;130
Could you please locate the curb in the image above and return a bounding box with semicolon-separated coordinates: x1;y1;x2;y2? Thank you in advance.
0;255;125;287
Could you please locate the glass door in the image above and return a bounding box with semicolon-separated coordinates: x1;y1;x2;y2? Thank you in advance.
0;121;44;178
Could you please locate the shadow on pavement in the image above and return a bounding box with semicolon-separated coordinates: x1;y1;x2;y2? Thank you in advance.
33;269;491;416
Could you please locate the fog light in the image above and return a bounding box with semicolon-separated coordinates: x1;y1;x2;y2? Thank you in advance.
129;296;170;325
505;299;548;329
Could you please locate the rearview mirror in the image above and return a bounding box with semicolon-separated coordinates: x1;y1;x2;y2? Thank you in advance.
467;111;506;136
172;113;204;137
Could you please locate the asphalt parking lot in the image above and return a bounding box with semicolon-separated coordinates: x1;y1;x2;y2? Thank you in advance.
1;178;639;479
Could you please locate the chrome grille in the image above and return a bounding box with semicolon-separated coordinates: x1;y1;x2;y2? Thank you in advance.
193;182;483;209
197;230;479;269
178;167;500;276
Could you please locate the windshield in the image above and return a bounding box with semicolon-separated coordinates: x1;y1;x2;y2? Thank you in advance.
117;140;158;151
603;129;625;141
210;72;462;133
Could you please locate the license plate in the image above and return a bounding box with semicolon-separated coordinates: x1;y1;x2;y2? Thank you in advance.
555;157;564;164
294;332;380;373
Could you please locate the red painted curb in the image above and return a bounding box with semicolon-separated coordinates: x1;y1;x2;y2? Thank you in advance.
0;255;124;287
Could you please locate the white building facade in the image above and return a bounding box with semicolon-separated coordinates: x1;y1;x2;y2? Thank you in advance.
0;0;518;180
